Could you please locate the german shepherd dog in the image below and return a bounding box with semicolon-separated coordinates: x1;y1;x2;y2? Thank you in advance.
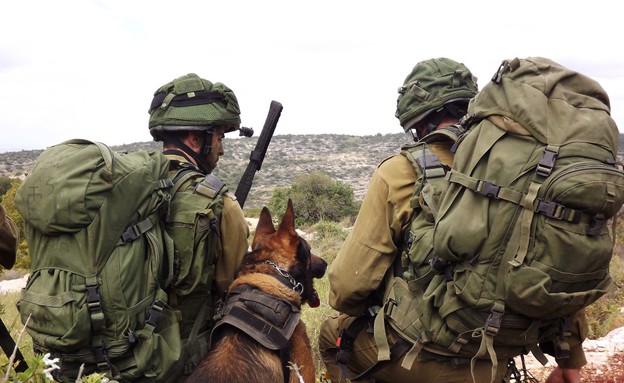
187;200;327;383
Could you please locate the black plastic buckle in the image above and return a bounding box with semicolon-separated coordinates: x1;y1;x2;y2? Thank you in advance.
535;200;557;217
119;224;141;244
485;308;504;337
536;149;558;177
146;301;164;327
588;216;606;236
93;346;109;370
477;180;501;199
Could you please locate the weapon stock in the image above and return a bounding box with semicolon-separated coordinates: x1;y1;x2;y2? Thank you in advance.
234;100;283;208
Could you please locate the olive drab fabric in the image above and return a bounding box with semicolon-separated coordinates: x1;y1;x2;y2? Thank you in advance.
374;127;462;367
396;58;478;132
163;162;229;374
396;126;464;293
422;57;624;365
148;73;241;137
14;139;181;383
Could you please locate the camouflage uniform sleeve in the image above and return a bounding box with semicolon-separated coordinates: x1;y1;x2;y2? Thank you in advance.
328;155;416;316
0;203;18;269
214;194;249;297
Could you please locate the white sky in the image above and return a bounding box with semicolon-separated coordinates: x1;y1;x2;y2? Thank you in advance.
1;0;622;152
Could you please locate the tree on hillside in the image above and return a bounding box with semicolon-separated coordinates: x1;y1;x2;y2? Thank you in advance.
2;179;23;237
0;176;12;198
269;171;359;225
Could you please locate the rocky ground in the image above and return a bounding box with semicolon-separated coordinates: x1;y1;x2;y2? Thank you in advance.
516;327;624;382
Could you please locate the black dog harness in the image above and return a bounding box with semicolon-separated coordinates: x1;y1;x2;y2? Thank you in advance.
210;262;303;383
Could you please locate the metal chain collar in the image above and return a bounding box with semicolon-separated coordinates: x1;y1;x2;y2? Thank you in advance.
262;260;304;295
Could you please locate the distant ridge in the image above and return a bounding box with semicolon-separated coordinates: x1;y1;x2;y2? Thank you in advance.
3;133;623;209
0;133;413;209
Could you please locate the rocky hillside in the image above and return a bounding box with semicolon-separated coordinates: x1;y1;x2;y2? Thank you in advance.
0;133;414;209
3;132;624;210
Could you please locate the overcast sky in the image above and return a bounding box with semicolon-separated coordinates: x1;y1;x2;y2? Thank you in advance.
1;0;622;152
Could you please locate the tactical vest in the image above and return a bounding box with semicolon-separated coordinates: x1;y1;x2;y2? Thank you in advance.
371;126;462;367
164;159;228;375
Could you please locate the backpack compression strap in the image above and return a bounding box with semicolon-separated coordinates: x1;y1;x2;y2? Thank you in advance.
87;178;174;374
466;145;561;383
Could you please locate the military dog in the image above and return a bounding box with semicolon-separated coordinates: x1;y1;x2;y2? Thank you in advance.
186;199;327;383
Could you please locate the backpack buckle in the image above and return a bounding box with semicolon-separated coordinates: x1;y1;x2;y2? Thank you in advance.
146;300;165;327
536;147;559;177
93;346;110;371
484;306;504;336
588;216;606;236
476;180;501;199
384;299;398;318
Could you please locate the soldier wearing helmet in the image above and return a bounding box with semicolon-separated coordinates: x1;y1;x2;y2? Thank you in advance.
318;59;586;383
148;73;249;380
396;57;477;141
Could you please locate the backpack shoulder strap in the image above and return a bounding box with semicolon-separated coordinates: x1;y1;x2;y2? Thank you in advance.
400;124;462;188
169;164;203;197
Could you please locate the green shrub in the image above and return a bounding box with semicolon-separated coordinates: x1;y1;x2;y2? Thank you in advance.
269;172;359;226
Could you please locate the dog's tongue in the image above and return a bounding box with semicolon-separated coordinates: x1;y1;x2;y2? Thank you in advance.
308;289;320;308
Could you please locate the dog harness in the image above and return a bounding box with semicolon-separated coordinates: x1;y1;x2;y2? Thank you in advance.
210;266;303;383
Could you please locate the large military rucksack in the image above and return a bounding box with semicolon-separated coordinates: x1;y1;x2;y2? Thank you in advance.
344;58;624;382
14;139;182;382
420;58;624;369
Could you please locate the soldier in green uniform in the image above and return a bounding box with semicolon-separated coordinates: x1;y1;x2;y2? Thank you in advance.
318;58;587;383
148;73;250;379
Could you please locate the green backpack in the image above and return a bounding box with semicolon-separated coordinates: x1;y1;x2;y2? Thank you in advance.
14;139;182;382
422;57;624;367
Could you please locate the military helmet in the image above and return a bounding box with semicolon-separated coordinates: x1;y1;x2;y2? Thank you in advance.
396;58;478;132
148;73;241;140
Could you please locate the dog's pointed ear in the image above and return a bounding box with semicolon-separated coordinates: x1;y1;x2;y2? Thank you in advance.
254;207;276;246
277;199;298;238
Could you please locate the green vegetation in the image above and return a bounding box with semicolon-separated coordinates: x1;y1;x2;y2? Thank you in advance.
268;171;359;226
0;177;12;199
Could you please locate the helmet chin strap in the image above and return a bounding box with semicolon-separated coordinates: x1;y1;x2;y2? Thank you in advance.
199;130;213;165
166;133;213;174
412;103;467;141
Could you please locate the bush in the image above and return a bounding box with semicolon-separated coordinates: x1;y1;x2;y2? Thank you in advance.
586;246;624;338
268;172;359;226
